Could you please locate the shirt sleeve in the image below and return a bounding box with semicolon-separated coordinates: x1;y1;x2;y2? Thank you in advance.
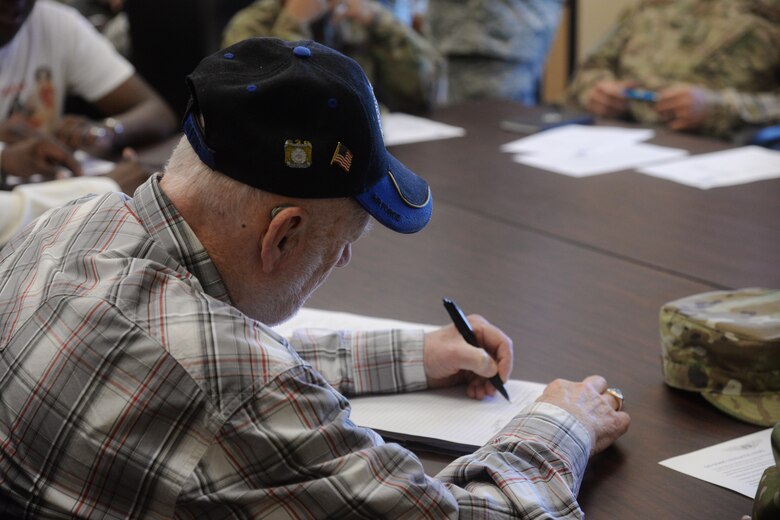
287;328;428;395
56;3;134;102
176;367;591;519
0;176;119;246
702;88;780;138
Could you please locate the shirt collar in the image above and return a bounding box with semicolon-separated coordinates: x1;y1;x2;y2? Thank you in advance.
130;174;231;304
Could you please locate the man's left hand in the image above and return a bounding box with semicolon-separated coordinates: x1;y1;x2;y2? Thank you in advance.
423;314;513;399
655;86;709;131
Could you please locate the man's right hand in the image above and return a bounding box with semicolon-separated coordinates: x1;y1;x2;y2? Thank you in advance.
1;135;83;180
536;375;630;456
282;0;329;24
585;80;635;119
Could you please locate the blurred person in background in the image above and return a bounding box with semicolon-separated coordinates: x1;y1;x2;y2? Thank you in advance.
223;0;446;113
425;0;563;105
567;0;780;140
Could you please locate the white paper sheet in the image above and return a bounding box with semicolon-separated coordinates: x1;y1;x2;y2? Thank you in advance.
659;428;774;498
637;146;780;189
349;380;546;449
500;125;655;156
380;112;465;146
514;142;688;177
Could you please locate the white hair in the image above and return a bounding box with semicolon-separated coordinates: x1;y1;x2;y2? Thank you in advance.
162;136;369;229
162;137;269;217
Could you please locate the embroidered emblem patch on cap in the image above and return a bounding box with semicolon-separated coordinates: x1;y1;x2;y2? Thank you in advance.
284;140;312;168
330;142;353;173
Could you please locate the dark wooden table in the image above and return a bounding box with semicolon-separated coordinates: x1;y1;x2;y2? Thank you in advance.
389;100;780;289
304;101;779;519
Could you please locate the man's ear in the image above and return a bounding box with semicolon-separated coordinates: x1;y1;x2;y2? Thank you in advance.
260;206;305;273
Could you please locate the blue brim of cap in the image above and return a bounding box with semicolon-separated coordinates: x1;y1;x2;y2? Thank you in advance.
354;154;432;234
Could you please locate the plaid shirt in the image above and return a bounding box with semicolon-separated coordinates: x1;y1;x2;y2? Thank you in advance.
0;175;590;519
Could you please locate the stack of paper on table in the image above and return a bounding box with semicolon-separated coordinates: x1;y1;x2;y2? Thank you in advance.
275;308;545;455
501;125;688;177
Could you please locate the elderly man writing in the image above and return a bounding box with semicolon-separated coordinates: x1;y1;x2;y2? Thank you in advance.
0;38;629;518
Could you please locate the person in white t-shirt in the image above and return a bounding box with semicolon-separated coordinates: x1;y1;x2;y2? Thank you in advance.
0;0;177;246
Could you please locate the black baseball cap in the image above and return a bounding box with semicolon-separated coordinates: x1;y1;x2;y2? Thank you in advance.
183;37;432;234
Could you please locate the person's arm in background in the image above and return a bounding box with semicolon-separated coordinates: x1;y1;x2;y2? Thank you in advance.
49;2;176;158
222;0;327;46
339;0;446;113
653;2;780;139
653;85;780;139
566;5;639;119
54;74;177;158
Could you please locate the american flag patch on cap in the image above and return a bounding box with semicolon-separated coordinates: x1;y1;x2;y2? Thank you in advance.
330;142;353;173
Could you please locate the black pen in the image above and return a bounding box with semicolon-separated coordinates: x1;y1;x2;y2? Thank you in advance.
442;298;510;402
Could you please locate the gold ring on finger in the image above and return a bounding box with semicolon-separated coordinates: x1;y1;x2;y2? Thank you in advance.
606;387;624;411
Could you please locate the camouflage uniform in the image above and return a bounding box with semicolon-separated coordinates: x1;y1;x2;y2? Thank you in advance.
222;0;446;114
567;0;780;140
426;0;563;105
659;288;780;427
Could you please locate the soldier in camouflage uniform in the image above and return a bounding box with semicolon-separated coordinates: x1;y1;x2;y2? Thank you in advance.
567;0;780;140
223;0;446;114
659;288;780;427
425;0;563;105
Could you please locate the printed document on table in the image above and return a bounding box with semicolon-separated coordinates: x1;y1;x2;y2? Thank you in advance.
380;112;465;146
500;125;655;156
514;142;688;177
659;428;773;498
638;146;780;189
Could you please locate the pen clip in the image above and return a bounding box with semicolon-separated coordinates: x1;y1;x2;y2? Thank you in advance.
442;298;479;347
